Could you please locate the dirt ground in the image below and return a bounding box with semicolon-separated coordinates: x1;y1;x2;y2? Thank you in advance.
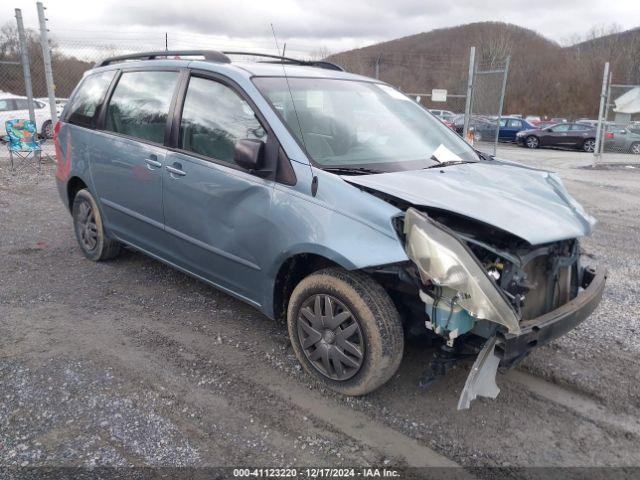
1;145;639;477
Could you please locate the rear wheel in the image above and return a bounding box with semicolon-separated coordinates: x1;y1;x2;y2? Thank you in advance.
287;267;404;396
525;136;539;149
72;189;121;261
630;142;640;155
583;138;596;153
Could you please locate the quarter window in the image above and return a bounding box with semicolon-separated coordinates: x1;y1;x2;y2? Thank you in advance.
105;71;179;144
66;70;116;129
179;76;266;164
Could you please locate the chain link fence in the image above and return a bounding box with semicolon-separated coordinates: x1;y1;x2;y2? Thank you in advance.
603;83;640;157
468;58;510;155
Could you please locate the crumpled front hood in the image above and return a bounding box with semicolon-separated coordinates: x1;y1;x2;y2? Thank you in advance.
344;161;596;245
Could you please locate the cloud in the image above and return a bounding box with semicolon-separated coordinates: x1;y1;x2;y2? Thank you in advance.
6;0;639;56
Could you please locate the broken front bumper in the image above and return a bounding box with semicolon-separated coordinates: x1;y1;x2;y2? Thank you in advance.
497;267;607;367
458;267;606;409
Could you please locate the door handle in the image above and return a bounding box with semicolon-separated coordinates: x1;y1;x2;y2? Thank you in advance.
145;157;162;168
166;165;186;177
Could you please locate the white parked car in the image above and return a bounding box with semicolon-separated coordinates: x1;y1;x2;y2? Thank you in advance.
37;97;68;117
429;109;455;121
0;94;54;138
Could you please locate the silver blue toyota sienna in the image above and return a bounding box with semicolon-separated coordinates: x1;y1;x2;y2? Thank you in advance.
54;50;606;409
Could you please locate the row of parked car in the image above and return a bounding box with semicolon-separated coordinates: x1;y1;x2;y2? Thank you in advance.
0;92;67;139
429;109;640;154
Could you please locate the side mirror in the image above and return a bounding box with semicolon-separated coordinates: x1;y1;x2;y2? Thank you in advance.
234;139;265;171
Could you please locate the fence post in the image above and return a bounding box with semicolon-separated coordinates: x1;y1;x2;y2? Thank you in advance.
594;62;610;165
15;8;36;125
37;1;57;125
492;55;510;156
463;46;476;143
374;54;381;79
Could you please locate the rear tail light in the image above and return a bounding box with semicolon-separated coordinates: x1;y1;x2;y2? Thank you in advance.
52;121;62;165
605;132;614;139
53;120;61;142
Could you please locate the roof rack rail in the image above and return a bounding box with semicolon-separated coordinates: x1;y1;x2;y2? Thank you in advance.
222;51;344;71
94;49;344;72
95;50;231;68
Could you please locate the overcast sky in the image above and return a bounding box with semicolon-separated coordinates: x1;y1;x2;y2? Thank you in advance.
4;0;640;56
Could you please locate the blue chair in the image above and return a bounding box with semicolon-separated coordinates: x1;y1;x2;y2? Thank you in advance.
4;119;42;173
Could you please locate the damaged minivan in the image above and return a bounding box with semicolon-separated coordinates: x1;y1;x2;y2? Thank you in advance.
54;51;606;409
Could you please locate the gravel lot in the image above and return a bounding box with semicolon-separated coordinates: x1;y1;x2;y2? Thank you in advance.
1;144;639;476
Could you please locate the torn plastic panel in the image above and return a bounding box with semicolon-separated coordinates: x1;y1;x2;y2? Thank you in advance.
457;336;501;410
403;207;520;334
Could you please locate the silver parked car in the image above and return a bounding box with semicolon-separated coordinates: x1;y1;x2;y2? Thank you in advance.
605;126;640;154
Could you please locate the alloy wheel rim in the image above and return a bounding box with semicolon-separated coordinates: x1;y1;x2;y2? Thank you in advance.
77;200;98;251
632;144;640;154
527;137;538;148
585;140;595;152
297;294;365;381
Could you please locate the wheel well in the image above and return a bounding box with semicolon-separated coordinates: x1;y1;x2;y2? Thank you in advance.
273;253;341;322
67;177;87;212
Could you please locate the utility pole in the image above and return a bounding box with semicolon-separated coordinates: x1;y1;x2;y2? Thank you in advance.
15;8;36;125
593;62;610;166
37;1;57;125
492;55;510;156
463;46;476;143
374;54;381;79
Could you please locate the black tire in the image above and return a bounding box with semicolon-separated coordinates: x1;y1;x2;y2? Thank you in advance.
582;138;596;153
72;189;121;261
41;120;53;139
525;135;539;149
287;267;404;396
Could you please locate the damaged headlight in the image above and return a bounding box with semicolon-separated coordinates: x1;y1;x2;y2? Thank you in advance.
403;208;520;334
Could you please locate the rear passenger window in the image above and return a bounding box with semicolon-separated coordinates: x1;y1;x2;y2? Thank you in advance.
507;119;521;128
179;77;266;164
66;71;116;129
105;71;179;144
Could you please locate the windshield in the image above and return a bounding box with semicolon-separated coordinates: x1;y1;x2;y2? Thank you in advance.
253;77;479;172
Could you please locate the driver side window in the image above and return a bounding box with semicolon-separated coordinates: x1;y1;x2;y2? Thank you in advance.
179;76;266;164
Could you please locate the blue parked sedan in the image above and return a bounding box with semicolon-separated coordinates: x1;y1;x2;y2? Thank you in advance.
474;117;536;142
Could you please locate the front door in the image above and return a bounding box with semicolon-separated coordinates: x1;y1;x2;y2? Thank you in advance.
542;123;571;146
162;74;275;305
90;69;180;252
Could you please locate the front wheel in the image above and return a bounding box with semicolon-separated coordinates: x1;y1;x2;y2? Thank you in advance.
287;268;404;396
630;142;640;155
583;138;596;153
525;136;539;149
41;120;53;139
